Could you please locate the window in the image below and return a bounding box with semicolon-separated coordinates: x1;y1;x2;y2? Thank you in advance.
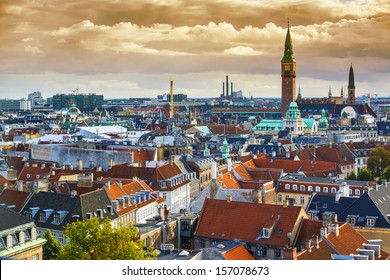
285;184;290;190
162;193;167;200
323;187;329;193
257;246;267;257
200;239;205;248
261;228;270;238
331;188;337;193
274;248;282;260
347;217;356;226
181;220;190;231
308;186;313;192
355;189;360;196
300;196;304;205
32;254;39;260
39;212;46;222
300;185;305;191
277;194;282;202
181;238;192;249
58;234;65;244
349;189;353;195
53;214;61;225
292;184;298;191
366;218;375;227
315;186;321;192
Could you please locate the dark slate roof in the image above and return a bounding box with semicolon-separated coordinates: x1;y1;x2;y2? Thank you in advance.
377;121;390;136
338;190;390;229
307;184;390;229
20;192;82;231
79;189;119;221
306;195;358;220
367;184;390;225
297;104;335;116
0;205;34;231
245;144;286;155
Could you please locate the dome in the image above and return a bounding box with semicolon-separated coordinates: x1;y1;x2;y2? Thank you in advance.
67;104;81;115
289;101;298;108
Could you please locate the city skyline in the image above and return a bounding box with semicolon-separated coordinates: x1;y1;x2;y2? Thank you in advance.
0;0;389;100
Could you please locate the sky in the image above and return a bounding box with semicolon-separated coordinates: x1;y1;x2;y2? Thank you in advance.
0;0;389;100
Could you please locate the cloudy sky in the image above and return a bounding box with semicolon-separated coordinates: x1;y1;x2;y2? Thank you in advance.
0;0;389;100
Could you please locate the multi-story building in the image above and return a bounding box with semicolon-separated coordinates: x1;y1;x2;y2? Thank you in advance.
0;206;46;260
52;93;103;111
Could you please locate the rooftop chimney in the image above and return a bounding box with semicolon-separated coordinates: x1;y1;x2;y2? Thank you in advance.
211;160;217;180
109;159;114;168
328;223;339;236
17;180;23;192
227;195;232;202
77;159;83;170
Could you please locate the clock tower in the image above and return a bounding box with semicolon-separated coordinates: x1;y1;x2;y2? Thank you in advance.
281;22;296;118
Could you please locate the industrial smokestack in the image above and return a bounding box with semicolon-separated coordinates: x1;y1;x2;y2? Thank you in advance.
231;82;233;97
222;82;225;97
226;76;229;98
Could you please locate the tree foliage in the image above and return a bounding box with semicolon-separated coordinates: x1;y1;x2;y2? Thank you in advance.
347;171;357;180
357;167;372;181
383;167;390;181
367;147;390;178
43;230;63;260
57;218;157;260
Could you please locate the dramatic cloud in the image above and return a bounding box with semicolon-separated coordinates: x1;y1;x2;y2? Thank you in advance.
0;0;389;99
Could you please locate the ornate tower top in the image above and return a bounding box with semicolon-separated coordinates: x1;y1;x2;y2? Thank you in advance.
281;20;295;63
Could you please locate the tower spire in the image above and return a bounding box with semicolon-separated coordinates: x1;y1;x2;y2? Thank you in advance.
282;20;295;63
348;63;356;103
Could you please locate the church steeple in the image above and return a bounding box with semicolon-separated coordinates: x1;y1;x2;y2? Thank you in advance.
328;85;332;99
281;20;295;63
348;63;356;103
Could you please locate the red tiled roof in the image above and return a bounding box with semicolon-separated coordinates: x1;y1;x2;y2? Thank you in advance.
222;244;255;260
296;239;335;260
247;158;337;177
18;166;52;182
6;156;25;174
0;189;31;212
195;198;307;247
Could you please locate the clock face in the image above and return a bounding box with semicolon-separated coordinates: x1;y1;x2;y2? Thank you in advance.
284;65;291;71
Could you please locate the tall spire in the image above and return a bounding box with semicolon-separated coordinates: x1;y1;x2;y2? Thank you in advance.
348;63;355;89
328;85;332;98
348;63;356;103
282;19;295;63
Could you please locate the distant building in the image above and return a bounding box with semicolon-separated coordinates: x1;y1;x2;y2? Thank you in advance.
52;93;103;111
0;99;20;111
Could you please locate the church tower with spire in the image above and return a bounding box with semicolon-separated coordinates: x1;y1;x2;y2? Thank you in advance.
281;21;296;118
348;63;356;104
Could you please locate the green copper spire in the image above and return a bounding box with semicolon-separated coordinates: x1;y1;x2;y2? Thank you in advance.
281;20;295;63
297;85;302;99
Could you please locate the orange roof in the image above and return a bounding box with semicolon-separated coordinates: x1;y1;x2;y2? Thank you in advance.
195;198;306;247
233;164;252;180
223;244;255;260
217;172;240;189
296;240;335;260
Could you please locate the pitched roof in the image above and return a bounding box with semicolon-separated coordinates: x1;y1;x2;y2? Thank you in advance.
296;222;390;260
0;205;34;231
0;189;31;212
21;192;82;231
195;198;306;247
18;166;52;182
222;244;255;260
246;158;338;177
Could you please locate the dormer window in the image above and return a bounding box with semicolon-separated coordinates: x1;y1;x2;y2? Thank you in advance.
292;184;298;191
53;214;61;225
39;212;46;222
308;186;313;192
285;184;290;190
366;218;376;227
300;185;305;191
347;216;357;226
27;174;31;179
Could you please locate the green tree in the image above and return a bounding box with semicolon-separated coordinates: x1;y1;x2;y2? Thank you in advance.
57;218;157;260
357;167;372;181
42;230;63;260
383;166;390;181
123;109;135;116
367;147;390;178
347;171;357;180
